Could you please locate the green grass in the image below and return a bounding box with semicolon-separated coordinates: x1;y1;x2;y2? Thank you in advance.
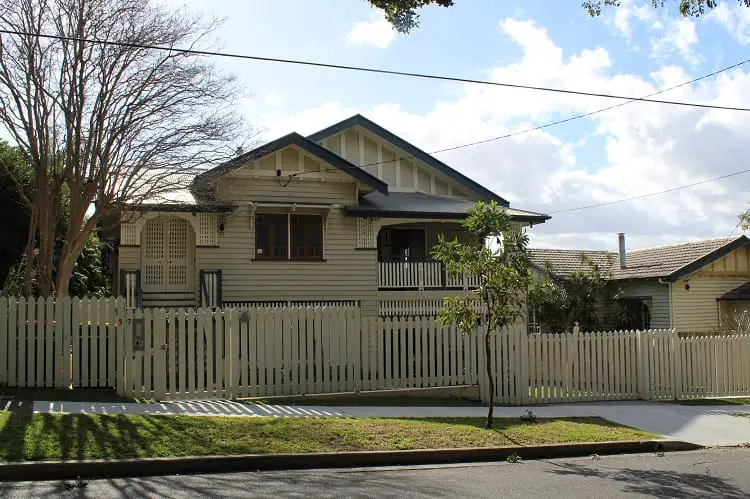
0;412;658;462
249;395;483;407
671;398;750;406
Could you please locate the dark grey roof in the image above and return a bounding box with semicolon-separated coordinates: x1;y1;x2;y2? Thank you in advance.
345;191;550;223
718;281;750;301
530;236;750;281
192;132;388;195
308;114;509;206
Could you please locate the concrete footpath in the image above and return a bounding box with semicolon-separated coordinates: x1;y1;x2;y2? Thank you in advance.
4;398;750;447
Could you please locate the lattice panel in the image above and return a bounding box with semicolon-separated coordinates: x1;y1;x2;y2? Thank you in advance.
167;218;190;289
198;213;218;246
356;218;377;249
144;218;165;260
121;222;139;245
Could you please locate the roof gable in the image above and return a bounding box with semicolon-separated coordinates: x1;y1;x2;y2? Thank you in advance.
192;132;388;195
307;114;508;206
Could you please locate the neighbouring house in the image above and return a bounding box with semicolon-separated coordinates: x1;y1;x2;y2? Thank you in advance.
103;114;549;316
529;234;750;333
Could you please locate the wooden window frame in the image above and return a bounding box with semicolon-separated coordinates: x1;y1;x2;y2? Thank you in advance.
255;214;289;260
290;214;324;261
254;213;324;261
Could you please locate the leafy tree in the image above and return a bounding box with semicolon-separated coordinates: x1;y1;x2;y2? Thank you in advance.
368;0;454;33
369;0;750;33
432;201;531;429
583;0;750;18
0;141;32;287
528;254;614;333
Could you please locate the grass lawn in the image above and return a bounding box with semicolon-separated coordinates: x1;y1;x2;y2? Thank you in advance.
672;398;750;406
249;395;483;407
0;412;658;462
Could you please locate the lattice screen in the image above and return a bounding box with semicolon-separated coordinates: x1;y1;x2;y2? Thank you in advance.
356;218;377;249
143;218;165;288
198;213;218;246
121;222;139;245
167;217;190;289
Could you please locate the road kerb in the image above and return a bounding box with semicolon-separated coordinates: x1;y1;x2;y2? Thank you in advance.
0;440;701;482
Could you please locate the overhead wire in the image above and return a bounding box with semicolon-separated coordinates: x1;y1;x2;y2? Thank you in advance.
3;28;749;217
2;28;750;111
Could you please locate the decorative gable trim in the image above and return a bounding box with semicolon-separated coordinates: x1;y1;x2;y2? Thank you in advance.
308;114;509;206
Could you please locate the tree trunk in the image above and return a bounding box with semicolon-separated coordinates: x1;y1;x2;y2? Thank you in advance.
485;328;495;429
21;204;38;297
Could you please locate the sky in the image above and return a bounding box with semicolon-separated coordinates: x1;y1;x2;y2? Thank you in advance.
161;1;748;251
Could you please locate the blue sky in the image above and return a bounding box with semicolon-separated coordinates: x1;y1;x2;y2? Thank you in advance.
166;0;750;250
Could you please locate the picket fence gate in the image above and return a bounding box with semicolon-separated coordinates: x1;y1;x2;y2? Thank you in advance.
2;296;750;404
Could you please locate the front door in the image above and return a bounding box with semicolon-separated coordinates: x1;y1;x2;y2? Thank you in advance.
142;216;193;293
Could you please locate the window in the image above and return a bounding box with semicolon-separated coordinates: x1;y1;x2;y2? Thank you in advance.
291;215;323;259
255;214;323;261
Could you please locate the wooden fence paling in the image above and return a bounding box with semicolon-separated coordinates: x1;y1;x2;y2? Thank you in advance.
4;298;750;403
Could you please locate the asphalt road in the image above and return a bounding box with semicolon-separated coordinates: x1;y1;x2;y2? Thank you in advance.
1;448;749;498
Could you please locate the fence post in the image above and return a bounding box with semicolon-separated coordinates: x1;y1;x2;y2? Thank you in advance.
636;329;649;400
520;324;530;405
671;329;681;400
152;309;167;401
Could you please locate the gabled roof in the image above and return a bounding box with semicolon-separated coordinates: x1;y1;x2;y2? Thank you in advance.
530;236;750;281
346;191;549;223
192;132;388;195
307;114;509;206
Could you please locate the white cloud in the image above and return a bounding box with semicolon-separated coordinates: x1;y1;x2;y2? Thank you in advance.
651;18;701;66
611;0;658;41
346;14;397;49
256;18;750;251
709;3;750;44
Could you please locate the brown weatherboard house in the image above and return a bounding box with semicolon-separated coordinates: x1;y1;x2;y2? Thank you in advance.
108;114;549;317
529;234;750;333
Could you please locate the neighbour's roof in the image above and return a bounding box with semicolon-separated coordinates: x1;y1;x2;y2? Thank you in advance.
718;281;750;301
530;236;750;281
528;249;615;277
192;132;388;195
345;191;550;223
308;114;510;206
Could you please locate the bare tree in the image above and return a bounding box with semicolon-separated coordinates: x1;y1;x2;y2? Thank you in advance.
0;0;245;296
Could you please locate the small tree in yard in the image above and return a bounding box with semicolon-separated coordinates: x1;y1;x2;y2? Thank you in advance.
432;201;531;429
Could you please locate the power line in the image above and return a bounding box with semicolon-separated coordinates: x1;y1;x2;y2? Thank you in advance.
5;28;747;217
284;55;750;182
548;167;750;215
3;28;750;113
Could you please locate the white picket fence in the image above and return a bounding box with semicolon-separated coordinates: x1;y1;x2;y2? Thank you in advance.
2;296;750;404
113;306;478;400
0;297;124;389
486;327;750;404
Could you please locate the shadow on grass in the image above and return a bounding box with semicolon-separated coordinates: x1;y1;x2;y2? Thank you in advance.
545;461;747;498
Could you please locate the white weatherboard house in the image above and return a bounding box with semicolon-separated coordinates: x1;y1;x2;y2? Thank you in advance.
111;115;549;316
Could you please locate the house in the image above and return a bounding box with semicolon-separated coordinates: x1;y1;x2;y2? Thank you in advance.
529;234;750;333
108;114;549;316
